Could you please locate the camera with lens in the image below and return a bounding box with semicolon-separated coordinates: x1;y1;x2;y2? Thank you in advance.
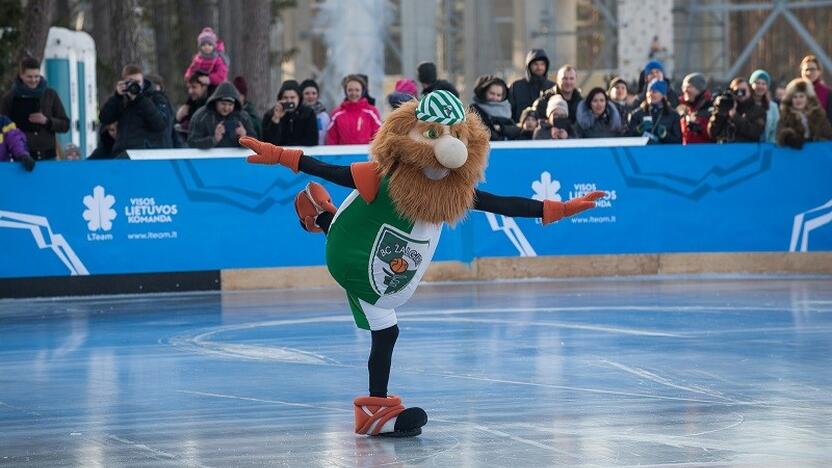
281;101;296;111
125;80;142;95
713;91;734;115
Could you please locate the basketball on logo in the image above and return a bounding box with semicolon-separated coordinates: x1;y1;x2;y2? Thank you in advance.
389;257;409;273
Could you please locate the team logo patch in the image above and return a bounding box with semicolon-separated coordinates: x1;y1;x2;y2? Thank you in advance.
369;225;429;296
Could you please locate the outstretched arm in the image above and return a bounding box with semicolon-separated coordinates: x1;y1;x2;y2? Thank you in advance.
241;136;355;188
474;189;605;225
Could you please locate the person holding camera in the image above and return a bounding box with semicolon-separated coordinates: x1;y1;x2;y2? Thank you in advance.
627;79;681;144
99;64;171;153
708;78;766;144
0;57;69;161
261;80;318;147
677;73;713;144
188;81;255;149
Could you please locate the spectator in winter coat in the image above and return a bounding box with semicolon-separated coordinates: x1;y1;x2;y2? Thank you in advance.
749;69;779;143
608;76;637;117
532;65;582;124
233;76;261;138
417;62;459;98
627;79;681;144
0;115;34;171
508;49;555;121
386;78;419;110
776;78;832;149
633;60;679;109
470;75;521;141
176;71;212;140
516;107;538;140
325;75;382;145
677;73;713;144
574;87;625;138
100;64;171;153
261;80;318;147
799;55;832;123
184;27;228;87
188;81;255;149
0;57;69;160
708;78;766;143
300;79;331;146
533;95;576;140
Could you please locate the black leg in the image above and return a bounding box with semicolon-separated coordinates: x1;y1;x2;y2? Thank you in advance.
368;324;399;398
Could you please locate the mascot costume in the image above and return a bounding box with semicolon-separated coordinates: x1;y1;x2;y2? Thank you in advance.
241;90;604;437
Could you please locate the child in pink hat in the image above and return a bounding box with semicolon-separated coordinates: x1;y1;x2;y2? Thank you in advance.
184;27;228;86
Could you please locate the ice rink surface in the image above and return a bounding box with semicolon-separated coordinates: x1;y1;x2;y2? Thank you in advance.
1;275;831;467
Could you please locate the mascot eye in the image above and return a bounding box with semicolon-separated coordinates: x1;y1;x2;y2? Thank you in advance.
453;130;462;139
423;128;439;139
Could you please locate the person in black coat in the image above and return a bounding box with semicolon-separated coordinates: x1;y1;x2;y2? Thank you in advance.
509;49;555;121
99;65;171;153
262;80;318;147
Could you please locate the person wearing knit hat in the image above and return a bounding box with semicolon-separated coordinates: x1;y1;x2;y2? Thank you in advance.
197;27;217;48
184;26;228;86
533;94;574;140
678;72;713;144
608;76;636;116
634;60;678;109
416;62;460;97
626;78;681;144
647;78;668;96
749;69;779;143
386;79;419;110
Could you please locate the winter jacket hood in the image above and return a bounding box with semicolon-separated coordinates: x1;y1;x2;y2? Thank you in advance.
206;81;243;112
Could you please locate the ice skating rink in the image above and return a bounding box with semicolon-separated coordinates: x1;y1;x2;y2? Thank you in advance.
2;275;831;467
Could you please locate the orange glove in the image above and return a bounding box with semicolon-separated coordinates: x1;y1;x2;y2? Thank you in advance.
543;190;606;225
239;136;302;173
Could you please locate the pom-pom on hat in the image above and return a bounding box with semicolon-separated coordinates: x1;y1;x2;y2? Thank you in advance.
416;90;466;125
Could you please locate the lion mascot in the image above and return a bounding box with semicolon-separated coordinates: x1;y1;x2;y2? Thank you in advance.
241;90;604;437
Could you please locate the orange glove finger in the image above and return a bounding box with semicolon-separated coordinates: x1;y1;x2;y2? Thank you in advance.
239;136;263;152
246;153;274;164
583;190;606;202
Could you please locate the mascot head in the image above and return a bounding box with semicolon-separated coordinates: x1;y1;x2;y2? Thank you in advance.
369;90;490;225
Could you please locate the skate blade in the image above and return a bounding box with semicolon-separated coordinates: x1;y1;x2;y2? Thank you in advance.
376;427;422;438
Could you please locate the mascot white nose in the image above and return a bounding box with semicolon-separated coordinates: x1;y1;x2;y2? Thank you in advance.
433;135;468;169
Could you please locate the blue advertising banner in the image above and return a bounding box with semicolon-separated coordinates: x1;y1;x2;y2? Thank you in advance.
1;142;831;279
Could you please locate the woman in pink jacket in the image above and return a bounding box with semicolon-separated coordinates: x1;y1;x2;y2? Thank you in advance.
184;27;228;87
325;75;382;145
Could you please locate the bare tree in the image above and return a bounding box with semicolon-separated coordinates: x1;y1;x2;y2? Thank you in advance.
111;0;143;69
18;0;55;62
239;0;272;113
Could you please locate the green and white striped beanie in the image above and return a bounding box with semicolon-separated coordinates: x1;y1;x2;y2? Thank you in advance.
416;90;466;125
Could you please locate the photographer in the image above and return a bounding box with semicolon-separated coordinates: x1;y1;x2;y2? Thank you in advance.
677;73;713;144
188;81;255;149
261;80;318;147
99;65;171;152
708;78;765;144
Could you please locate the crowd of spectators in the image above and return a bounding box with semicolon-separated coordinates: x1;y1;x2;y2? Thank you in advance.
2;25;832;169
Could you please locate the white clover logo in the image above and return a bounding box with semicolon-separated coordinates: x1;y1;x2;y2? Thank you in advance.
82;186;117;231
532;171;561;202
